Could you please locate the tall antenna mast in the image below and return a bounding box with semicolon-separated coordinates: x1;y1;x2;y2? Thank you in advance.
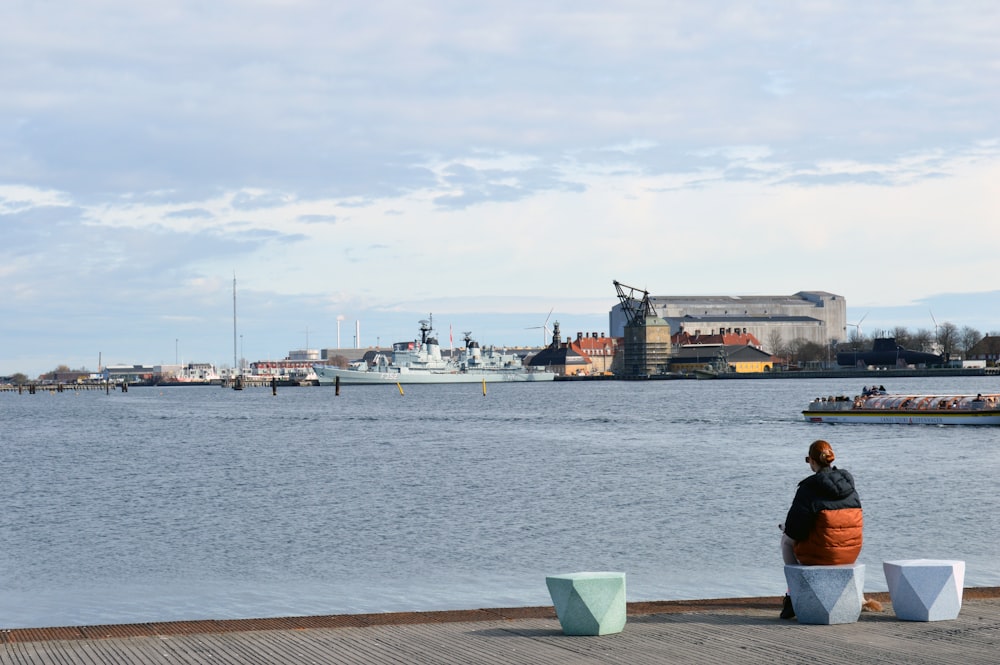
233;273;238;374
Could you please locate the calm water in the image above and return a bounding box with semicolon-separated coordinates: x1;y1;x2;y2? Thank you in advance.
1;377;998;628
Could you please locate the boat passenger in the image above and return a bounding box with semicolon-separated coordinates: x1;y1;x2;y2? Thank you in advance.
778;440;864;619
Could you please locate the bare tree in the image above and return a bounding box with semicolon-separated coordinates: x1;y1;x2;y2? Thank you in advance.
767;329;785;356
328;354;351;369
937;321;960;357
891;326;911;347
794;340;826;365
847;326;868;348
827;340;839;367
959;326;982;356
787;338;803;365
911;328;934;353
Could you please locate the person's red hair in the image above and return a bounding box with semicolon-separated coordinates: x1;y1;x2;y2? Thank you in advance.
808;440;835;468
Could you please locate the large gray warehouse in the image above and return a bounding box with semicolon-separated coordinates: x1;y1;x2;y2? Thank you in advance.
609;291;847;353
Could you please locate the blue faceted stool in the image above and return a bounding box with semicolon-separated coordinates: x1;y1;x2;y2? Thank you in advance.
545;572;626;635
883;559;965;621
784;564;865;624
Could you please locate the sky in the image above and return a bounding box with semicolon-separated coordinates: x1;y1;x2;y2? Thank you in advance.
3;1;1000;376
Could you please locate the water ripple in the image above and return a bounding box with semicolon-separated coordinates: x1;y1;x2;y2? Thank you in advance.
1;376;998;627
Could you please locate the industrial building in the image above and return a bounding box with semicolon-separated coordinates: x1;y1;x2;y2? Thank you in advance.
609;291;846;354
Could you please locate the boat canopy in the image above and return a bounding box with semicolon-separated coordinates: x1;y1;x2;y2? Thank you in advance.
862;394;997;410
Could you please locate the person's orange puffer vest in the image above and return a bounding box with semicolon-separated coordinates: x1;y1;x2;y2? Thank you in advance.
793;507;863;565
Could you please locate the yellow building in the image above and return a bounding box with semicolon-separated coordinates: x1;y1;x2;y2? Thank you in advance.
670;344;775;374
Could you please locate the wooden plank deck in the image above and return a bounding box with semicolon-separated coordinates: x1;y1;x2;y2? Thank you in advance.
2;590;998;664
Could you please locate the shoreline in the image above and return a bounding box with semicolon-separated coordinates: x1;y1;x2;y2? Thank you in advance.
0;367;1000;394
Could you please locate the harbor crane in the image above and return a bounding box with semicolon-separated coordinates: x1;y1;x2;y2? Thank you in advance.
613;280;656;326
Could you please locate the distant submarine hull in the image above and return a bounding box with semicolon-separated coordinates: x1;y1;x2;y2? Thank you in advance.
837;338;943;367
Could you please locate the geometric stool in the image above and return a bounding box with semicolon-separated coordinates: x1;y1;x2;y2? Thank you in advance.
883;559;965;621
545;572;626;635
784;564;865;624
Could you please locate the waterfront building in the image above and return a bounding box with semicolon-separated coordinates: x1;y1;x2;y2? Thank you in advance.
608;291;846;354
156;363;221;382
669;344;775;374
287;349;320;361
527;322;594;376
666;330;775;373
671;330;763;349
571;331;618;374
967;335;1000;366
103;364;156;383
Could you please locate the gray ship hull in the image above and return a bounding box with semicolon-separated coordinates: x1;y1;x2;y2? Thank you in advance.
317;317;557;385
314;365;555;384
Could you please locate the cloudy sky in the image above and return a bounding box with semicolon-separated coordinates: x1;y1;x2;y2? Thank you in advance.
3;1;999;376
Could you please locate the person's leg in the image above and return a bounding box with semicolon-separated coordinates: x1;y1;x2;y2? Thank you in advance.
779;533;798;618
781;533;799;565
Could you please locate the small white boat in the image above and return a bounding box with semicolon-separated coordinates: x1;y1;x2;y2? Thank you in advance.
803;390;1000;425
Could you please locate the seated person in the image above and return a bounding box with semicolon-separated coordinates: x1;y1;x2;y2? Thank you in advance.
779;439;863;618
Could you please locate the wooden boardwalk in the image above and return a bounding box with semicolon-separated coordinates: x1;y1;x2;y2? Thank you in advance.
2;590;999;664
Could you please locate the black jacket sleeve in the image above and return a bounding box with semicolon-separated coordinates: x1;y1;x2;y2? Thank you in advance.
783;485;815;542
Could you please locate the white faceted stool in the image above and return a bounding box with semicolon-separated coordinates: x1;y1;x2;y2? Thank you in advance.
883;559;965;621
784;564;865;624
545;571;626;635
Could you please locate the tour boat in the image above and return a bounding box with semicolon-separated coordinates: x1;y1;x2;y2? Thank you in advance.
803;389;1000;425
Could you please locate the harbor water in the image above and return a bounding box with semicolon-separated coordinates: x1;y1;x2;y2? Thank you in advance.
2;376;998;628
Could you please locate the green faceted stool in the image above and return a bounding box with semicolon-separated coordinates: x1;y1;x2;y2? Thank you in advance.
545;571;626;635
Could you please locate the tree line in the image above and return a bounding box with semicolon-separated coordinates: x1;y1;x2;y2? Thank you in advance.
768;322;996;366
2;364;89;384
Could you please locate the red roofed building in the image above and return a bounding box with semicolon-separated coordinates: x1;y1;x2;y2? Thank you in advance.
572;331;618;374
671;330;764;349
528;322;620;376
669;330;775;374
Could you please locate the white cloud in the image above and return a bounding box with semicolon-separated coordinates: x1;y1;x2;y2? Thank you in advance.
0;185;72;212
3;2;1000;375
